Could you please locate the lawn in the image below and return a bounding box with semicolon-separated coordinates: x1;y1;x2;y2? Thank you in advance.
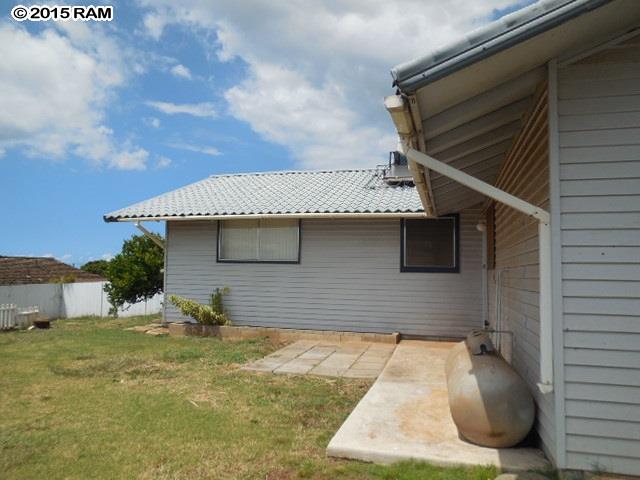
0;316;499;480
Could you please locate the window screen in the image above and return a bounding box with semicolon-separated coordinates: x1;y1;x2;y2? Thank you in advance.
218;219;300;263
401;216;459;272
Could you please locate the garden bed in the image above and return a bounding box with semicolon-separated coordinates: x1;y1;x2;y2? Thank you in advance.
168;322;400;344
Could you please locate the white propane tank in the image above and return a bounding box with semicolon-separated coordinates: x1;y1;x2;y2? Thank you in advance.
445;331;535;448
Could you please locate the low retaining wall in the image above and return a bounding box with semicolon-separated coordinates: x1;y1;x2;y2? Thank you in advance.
168;323;400;344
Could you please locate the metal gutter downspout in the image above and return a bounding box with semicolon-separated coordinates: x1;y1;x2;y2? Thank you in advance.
134;222;166;250
406;148;554;394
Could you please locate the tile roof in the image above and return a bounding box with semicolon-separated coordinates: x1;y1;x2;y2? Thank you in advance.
104;169;424;221
0;256;105;285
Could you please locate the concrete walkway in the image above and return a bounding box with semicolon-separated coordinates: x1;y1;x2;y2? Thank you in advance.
242;340;395;379
327;340;550;471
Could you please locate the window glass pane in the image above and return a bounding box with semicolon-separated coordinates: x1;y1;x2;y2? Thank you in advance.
219;218;299;262
219;219;258;260
404;218;456;268
258;219;299;261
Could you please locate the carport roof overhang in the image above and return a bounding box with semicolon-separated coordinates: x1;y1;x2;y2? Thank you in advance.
386;0;640;216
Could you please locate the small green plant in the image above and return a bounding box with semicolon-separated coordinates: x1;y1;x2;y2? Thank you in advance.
210;287;229;317
169;288;230;326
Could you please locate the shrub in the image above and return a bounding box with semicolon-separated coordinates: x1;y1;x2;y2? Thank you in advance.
104;234;164;315
49;274;76;284
210;287;229;316
169;289;230;326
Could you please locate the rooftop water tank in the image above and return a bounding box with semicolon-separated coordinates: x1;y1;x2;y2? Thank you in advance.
383;151;414;186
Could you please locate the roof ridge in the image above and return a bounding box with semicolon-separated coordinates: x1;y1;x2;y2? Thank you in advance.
0;255;57;260
208;168;379;178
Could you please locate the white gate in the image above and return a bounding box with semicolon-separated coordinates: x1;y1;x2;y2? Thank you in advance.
0;304;17;330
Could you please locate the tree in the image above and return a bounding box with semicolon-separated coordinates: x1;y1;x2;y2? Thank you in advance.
104;234;164;313
80;259;110;278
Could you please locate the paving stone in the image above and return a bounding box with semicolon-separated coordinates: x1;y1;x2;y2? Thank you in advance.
311;366;345;377
274;357;323;374
298;346;337;360
243;340;395;379
341;369;379;379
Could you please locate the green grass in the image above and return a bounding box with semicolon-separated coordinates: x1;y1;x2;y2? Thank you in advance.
0;316;500;480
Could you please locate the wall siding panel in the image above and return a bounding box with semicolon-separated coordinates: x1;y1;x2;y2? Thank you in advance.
488;82;556;460
558;43;640;476
164;211;483;338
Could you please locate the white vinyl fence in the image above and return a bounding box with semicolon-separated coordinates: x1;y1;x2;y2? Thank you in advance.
0;282;162;319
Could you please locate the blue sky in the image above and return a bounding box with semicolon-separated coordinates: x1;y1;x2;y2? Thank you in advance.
0;0;530;265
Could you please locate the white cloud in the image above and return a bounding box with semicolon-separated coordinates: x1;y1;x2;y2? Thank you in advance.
101;252;114;261
0;22;151;168
138;0;522;168
144;117;161;128
170;63;193;79
146;100;217;118
143;12;168;40
156;155;173;168
0;22;149;170
111;148;149;170
169;143;221;156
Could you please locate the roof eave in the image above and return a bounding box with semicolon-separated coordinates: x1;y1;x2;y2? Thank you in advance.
391;0;611;94
105;211;428;222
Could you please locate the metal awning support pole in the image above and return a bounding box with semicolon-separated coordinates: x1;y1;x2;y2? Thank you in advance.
406;148;553;393
134;222;165;250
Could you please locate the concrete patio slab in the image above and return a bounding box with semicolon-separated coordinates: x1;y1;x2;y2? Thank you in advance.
327;340;550;471
242;340;395;379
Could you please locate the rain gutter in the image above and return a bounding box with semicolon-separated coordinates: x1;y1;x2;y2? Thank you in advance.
107;212;428;223
392;0;610;93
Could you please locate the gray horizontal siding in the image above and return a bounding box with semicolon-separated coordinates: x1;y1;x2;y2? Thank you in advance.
558;42;640;476
488;83;556;461
164;211;483;337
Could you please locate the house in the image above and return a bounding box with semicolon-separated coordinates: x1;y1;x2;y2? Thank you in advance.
104;0;640;475
105;167;487;338
0;256;104;285
384;0;640;475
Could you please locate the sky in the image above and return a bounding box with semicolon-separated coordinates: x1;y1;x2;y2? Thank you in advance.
0;0;531;266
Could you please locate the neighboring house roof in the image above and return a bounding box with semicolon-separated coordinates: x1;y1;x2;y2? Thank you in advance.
104;169;424;222
391;0;610;93
0;256;105;285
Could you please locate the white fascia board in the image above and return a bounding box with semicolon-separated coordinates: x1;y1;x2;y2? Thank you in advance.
115;212;428;222
385;95;437;216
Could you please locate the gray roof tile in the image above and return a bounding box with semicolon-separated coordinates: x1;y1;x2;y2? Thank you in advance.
104;169;423;221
